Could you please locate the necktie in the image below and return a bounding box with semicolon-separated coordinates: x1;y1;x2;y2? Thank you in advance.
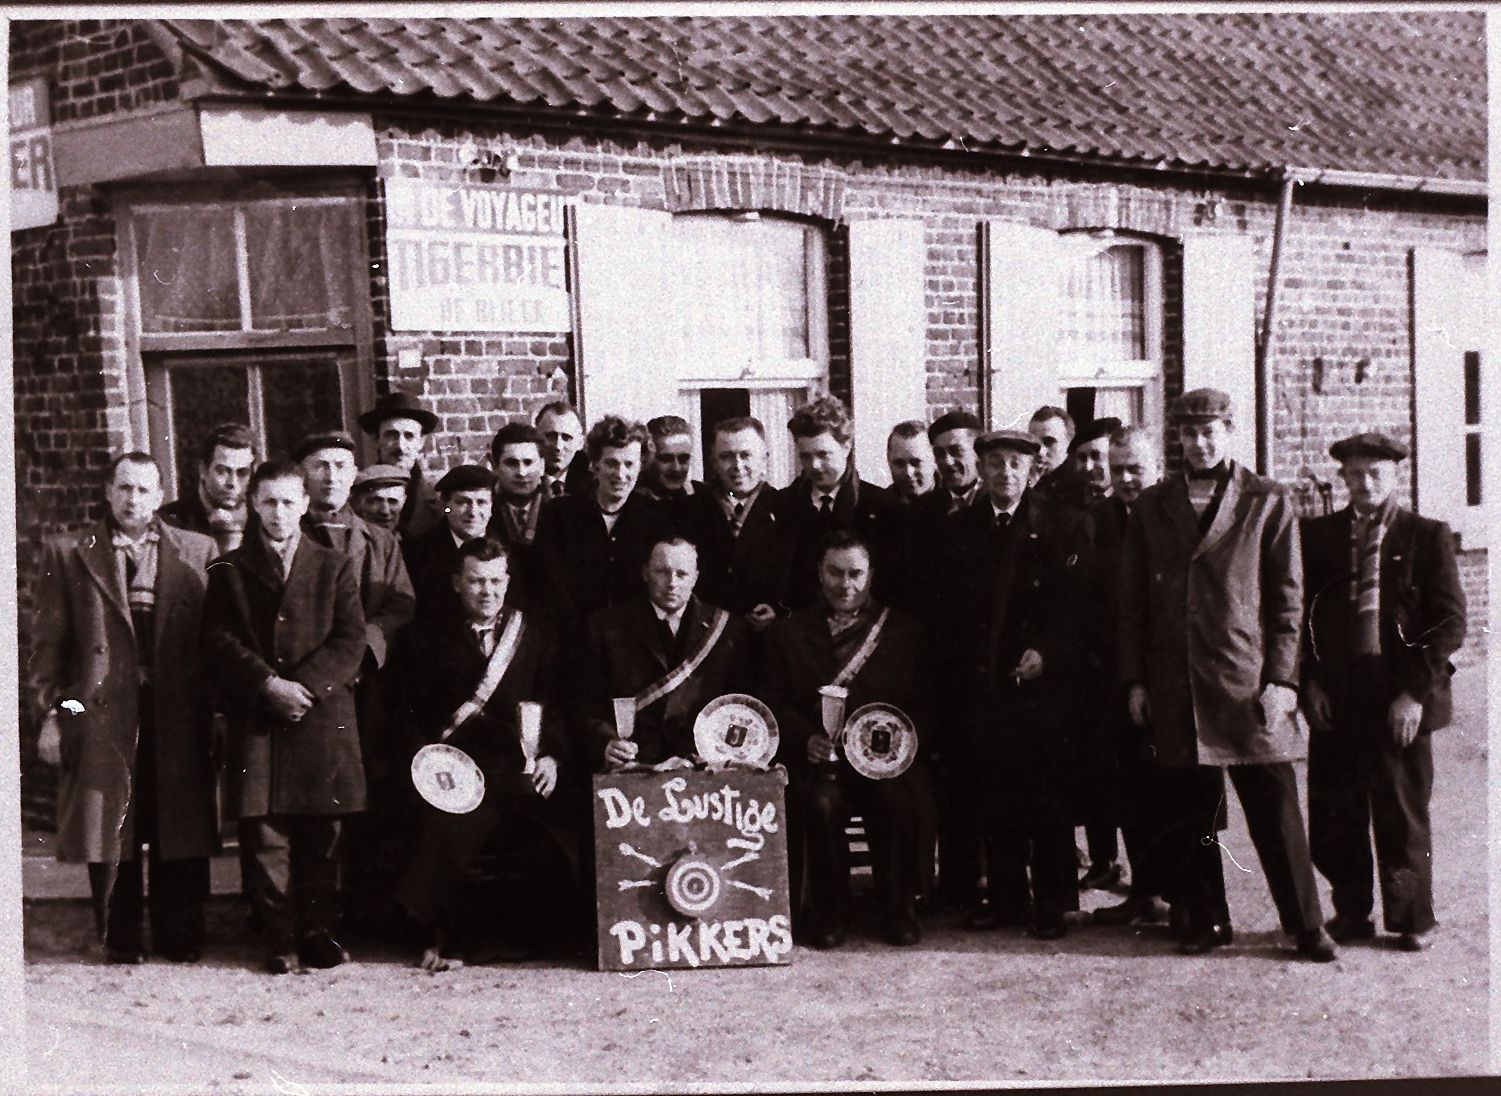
818;494;833;517
549;478;565;499
993;511;1010;534
472;623;496;657
732;501;746;523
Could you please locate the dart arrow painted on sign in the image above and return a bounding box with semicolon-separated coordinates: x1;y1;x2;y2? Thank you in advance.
619;842;662;868
728;880;772;900
720;850;759;872
617;879;653;891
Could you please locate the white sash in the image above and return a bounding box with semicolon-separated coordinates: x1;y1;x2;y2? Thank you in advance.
635;608;731;711
439;611;528;741
830;607;891;688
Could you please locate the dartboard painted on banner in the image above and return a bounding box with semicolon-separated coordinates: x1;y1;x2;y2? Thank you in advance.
591;767;793;971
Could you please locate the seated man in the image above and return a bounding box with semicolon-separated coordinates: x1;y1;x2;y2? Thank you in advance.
394;537;581;971
761;530;937;949
580;536;753;770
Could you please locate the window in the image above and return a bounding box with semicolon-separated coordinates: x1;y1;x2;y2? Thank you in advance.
121;187;374;496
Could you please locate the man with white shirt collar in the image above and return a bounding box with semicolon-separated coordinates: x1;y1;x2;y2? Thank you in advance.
403;464;497;626
485;422;548;610
640;415;703;508
579;536;752;770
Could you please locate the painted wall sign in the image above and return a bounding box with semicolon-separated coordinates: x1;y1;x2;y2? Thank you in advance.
10;78;58;231
384;176;570;333
592;768;793;970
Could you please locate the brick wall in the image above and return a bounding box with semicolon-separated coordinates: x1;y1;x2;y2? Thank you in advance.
10;19;179;123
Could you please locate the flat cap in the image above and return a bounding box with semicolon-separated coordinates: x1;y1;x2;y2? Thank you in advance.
352;464;410;492
293;430;357;463
928;410;983;441
1169;388;1233;423
358;390;439;435
435;464;496;495
975;429;1041;457
1069;416;1124;452
1330;431;1408;463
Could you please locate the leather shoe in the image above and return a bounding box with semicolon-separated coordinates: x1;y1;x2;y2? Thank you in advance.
1079;861;1123;891
1093;894;1169;927
263;951;300;975
1396;928;1435;952
812;924;847;950
1177;922;1233;955
103;946;146;965
887;914;921;947
157;944;201;963
965;899;1029;931
1325;914;1376;944
1028;919;1068;941
1295;927;1338;963
299;932;352;969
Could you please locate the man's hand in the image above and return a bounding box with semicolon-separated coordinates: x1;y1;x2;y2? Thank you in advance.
806;733;836;765
747;604;778;632
1389;692;1424;748
1127;685;1151;728
263;677;315;722
1301;679;1334;734
1259;682;1298;724
604;738;639;769
36;711;62;767
1014;648;1044;683
531;755;559;798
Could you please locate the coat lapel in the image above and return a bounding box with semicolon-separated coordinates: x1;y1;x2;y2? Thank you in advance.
1379;506;1414;613
627;598;673;671
1193;465;1246;559
241;532;288;594
1159;477;1203;552
76;520;131;625
151;524;191;660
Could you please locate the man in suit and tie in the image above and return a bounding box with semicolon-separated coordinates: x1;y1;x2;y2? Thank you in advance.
1120;388;1336;961
158;422;256;555
393;537;579;972
775;396;893;612
580;536;753;770
486;422;549;610
1301;432;1466;952
32;453;220;963
535;400;590;499
202;459;368;973
871;421;937;615
359;391;444;540
679;416;789;632
403;464;497;626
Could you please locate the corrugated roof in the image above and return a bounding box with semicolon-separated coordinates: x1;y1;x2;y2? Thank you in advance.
163;13;1485;181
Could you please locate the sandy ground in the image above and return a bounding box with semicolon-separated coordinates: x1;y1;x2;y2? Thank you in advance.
19;673;1490;1090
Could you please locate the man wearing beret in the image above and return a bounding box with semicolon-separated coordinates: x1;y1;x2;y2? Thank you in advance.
1119;388;1335;961
359;391;443;541
403;464;498;627
1301;432;1466;952
936;429;1093;938
296;432;417;931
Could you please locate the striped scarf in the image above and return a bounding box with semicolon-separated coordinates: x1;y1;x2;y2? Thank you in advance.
1350;501;1394;657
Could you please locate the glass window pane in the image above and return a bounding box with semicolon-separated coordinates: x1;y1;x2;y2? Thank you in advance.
244;202;360;331
1061;242;1146;362
168;365;251;500
1464;350;1481;427
260;358;345;462
1466;433;1481;507
136;208;242;333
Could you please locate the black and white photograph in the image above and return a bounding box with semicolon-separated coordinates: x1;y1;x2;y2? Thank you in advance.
6;6;1494;1089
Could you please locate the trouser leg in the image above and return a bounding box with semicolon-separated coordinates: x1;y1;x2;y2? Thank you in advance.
396;802;504;931
1086;822;1118;868
1307;730;1374;922
88;858;145;953
803;774;851;926
936;761;982;907
238;817;295;951
1030;824;1080;925
147;852;209;954
1228;762;1323;935
985;830;1032;916
858;774;928;921
1370;734;1436;934
290;816;343;939
1159;765;1229;931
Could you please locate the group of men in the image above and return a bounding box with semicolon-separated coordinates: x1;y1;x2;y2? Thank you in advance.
30;382;1465;973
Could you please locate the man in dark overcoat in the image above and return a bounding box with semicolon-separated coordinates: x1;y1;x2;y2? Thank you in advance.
762;529;937;949
1301;431;1467;952
393;537;581;971
157;421;256;555
1119;388;1335;961
486;422;549;612
580;537;753;770
202;459;368;973
31;453;220;963
937;430;1092;939
403;464;496;626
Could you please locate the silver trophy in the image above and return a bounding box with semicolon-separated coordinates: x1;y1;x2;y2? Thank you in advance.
517;701;542;775
612;697;637;741
817;684;849;762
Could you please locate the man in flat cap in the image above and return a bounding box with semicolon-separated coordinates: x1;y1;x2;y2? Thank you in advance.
295;431;416;932
351;465;409;535
1301;432;1466;952
1120;388;1335;961
486;422;549;610
359;391;443;541
936;429;1093;938
403;464;498;627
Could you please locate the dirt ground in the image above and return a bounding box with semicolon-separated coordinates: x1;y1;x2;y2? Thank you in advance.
19;674;1490;1090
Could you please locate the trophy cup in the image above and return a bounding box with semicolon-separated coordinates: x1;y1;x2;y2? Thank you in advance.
817;685;849;763
612;697;637;741
517;701;542;775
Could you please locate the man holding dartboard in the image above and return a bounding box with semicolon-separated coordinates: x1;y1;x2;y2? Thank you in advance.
761;529;937;949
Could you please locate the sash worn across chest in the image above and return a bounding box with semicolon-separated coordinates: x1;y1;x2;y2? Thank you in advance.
829;607;892;688
439;610;528;741
635;607;732;711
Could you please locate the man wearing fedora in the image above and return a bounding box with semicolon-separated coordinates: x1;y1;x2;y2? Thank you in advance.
358;391;443;540
1301;432;1466;952
1120;388;1336;961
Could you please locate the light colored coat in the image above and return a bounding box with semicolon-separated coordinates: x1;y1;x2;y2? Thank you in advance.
1119;463;1305;767
28;519;219;862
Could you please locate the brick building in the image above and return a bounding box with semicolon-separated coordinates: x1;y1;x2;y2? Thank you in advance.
9;12;1489;680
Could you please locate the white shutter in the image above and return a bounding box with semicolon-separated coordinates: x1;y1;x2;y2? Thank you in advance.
571;203;682;429
1411;248;1473;534
1181;234;1257;468
848;219;929;486
981;220;1063;431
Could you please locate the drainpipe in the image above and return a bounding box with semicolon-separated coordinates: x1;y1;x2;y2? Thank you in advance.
1255;170;1297;476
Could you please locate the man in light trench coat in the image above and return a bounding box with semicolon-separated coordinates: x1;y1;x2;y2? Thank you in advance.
1119;388;1336;961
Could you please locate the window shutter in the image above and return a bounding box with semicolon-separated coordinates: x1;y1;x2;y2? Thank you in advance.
1411;247;1472;534
981;220;1062;430
572;203;682;428
1181;234;1257;468
848;219;929;486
